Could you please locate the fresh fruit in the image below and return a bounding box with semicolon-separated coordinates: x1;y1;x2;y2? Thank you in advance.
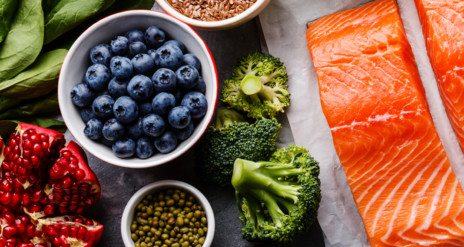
154;131;177;154
176;65;199;90
112;138;136;158
152;92;176;116
70;83;95;107
152;68;177;92
181;91;208;119
144;26;166;48
0;123;102;246
168;106;191;129
110;36;129;56
72;25;209;159
154;44;183;70
113;96;139;123
89;44;112;66
84;64;111;91
182;53;201;71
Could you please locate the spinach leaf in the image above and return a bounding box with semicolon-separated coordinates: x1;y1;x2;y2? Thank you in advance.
0;0;19;44
0;92;59;120
0;95;22;113
107;0;154;12
44;0;116;44
0;0;44;82
0;118;66;136
0;49;68;99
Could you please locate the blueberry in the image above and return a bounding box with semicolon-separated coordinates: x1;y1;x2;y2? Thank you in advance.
194;76;206;94
110;36;129;55
139;101;153;116
148;49;157;61
136;137;155;159
151;68;176;92
131;53;154;75
168;106;191;129
174;122;194;141
142;113;165;137
110;56;133;79
154;44;183;70
113;96;139;123
80;107;96;123
164;40;185;53
175;65;199;90
112;138;136;158
154;131;177;154
127;118;144;139
91;95;114;118
90;44;112;65
83;118;103;140
182;53;201;71
108;77;128;98
102;118;125;141
152;92;176;115
127;75;154;101
70;83;95;107
181;91;208;119
129;41;148;57
125;29;145;43
145;26;166;48
85;64;111;91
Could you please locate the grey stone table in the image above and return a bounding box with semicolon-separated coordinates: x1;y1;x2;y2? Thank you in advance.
71;17;325;247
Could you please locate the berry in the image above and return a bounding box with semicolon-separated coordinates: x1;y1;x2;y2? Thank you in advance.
112;138;136;158
152;68;176;92
152;92;176;116
85;64;111;91
110;56;133;79
142;114;165;138
91;95;114;119
108;77;129;98
154;44;183;70
182;53;201;71
70;83;95;107
83;119;103;140
154;131;177;154
131;53;154;75
110;36;129;55
80;107;96;123
176;65;199;90
102;118;125;141
174;122;194;141
168;106;191;129
164;40;185;53
127;75;153;101
113;96;139;123
181;91;208;119
129;41;147;57
139;101;153;116
145;26;166;48
136;137;155;159
90;44;112;65
125;30;145;43
127;118;144;139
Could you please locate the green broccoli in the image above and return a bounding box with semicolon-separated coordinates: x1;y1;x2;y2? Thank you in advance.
195;108;281;186
222;52;290;119
231;145;321;243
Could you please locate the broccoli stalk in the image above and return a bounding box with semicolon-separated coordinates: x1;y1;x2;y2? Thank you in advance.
231;146;321;242
222;52;290;119
195;107;281;186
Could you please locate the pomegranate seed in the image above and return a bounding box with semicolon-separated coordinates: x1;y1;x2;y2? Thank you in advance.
46;226;58;237
84;231;92;241
14;219;26;233
75;169;85;180
69;157;77;164
62;177;72;188
17;166;27;176
2;180;12;192
77;227;87;239
85;219;93;226
0;192;12;204
69;227;78;238
26;225;35;237
30;156;38;164
31;190;42;202
3;226;17;238
60;226;69;236
39;134;48;141
44;205;55;215
29;204;40;213
33;143;41;153
52;236;61;245
11;193;21;207
41;141;49;149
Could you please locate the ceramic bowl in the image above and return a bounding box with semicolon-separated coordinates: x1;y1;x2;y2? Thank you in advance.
58;10;218;168
121;180;215;246
156;0;271;30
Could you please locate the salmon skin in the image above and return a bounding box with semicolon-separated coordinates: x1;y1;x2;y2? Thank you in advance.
306;0;464;246
414;0;464;153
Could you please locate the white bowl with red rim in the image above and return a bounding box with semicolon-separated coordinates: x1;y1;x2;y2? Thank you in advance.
156;0;271;30
121;180;215;246
58;10;218;168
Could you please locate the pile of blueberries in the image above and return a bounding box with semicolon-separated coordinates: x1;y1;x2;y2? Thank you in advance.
70;25;208;159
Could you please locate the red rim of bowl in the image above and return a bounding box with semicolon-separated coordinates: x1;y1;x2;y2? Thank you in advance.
58;10;219;168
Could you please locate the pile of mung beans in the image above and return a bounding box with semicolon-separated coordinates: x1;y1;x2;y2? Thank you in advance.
131;188;208;247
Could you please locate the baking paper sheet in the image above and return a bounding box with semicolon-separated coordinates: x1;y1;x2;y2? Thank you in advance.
258;0;464;246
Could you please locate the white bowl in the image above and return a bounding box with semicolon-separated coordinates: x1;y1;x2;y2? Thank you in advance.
58;10;218;168
121;180;215;246
156;0;271;30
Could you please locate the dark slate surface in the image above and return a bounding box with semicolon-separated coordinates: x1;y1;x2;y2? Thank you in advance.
67;17;325;247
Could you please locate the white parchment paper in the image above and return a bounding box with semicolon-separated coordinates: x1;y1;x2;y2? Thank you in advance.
259;0;464;246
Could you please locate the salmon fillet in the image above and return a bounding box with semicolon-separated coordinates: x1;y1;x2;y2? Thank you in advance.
306;0;464;246
414;0;464;153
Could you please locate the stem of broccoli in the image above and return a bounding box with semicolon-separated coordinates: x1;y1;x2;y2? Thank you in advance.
240;75;262;95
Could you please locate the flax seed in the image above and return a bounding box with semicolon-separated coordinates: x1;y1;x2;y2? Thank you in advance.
166;0;258;21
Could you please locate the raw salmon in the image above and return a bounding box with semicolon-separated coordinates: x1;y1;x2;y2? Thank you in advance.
414;0;464;153
306;0;464;246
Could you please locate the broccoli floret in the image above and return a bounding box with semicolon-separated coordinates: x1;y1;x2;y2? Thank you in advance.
195;108;281;186
231;145;321;243
222;52;290;119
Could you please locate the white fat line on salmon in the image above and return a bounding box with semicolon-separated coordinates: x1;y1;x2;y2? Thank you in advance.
331;110;421;131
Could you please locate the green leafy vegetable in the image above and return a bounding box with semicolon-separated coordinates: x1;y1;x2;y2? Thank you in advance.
0;0;44;81
0;95;22;113
107;0;154;12
0;92;59;120
0;0;19;43
44;0;115;44
0;49;68;99
0;118;65;136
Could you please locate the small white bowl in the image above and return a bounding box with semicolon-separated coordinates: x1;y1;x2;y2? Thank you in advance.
156;0;271;30
58;10;218;168
121;180;215;246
